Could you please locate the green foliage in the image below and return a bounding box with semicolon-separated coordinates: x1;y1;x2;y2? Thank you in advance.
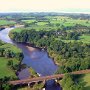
29;68;38;77
0;20;16;26
61;74;84;90
2;83;13;90
79;73;90;90
0;57;18;78
79;35;90;43
10;28;90;74
0;41;23;78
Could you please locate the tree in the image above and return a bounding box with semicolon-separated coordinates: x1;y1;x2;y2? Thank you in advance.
0;48;5;56
61;74;74;90
7;60;13;68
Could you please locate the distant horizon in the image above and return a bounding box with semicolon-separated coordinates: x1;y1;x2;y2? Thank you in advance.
0;0;90;14
0;11;90;15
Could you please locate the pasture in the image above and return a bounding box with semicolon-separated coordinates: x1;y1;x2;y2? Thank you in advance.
0;57;18;78
0;20;16;26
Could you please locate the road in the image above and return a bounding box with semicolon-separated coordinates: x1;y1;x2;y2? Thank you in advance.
9;69;90;85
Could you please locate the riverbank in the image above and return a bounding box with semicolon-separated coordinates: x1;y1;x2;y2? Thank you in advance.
0;40;23;80
0;27;58;78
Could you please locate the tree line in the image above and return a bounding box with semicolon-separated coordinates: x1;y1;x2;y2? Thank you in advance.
0;41;23;90
9;29;90;74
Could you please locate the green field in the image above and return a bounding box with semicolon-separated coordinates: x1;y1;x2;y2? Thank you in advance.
14;16;90;33
10;28;24;33
79;35;90;43
0;57;18;78
21;20;36;24
11;25;58;32
0;42;21;78
46;16;90;27
37;21;48;25
57;34;90;44
0;20;16;26
0;43;21;53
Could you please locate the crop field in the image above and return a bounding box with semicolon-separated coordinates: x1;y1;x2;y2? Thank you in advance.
0;20;16;26
44;16;90;26
2;13;90;90
79;35;90;43
21;20;36;24
11;16;90;44
11;28;24;33
37;21;48;25
20;16;90;31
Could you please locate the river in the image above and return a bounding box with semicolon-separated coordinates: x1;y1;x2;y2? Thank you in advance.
0;27;61;90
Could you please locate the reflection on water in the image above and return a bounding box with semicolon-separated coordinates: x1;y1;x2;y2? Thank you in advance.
45;80;61;90
0;28;14;44
17;43;57;76
17;68;30;80
0;28;57;77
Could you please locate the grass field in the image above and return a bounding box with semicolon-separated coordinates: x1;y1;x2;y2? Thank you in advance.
21;20;36;24
15;16;90;33
0;42;21;78
11;25;59;32
47;16;90;27
11;16;90;45
11;28;24;33
0;20;16;26
79;35;90;43
37;21;48;25
0;43;21;53
58;34;90;44
0;57;18;78
21;16;90;29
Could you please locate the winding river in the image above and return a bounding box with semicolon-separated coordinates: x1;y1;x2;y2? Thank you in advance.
0;27;61;90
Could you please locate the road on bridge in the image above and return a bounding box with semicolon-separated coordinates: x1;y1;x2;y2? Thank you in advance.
9;69;90;85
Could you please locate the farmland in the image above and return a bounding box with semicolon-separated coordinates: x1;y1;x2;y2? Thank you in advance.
21;16;90;27
0;43;21;53
0;41;22;78
0;20;16;26
12;15;90;44
0;13;90;90
0;57;18;78
79;35;90;43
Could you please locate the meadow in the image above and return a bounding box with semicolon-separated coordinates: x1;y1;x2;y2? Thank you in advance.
55;34;90;44
79;35;90;44
0;20;16;26
3;14;90;90
0;43;21;53
0;57;18;78
14;16;90;32
0;42;21;78
21;20;36;24
11;16;90;44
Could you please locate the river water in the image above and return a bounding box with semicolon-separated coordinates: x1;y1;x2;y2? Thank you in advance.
0;27;61;90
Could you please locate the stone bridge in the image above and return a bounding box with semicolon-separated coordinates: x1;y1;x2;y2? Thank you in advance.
9;69;90;85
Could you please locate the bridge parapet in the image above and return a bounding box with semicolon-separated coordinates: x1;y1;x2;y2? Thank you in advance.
9;69;90;85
